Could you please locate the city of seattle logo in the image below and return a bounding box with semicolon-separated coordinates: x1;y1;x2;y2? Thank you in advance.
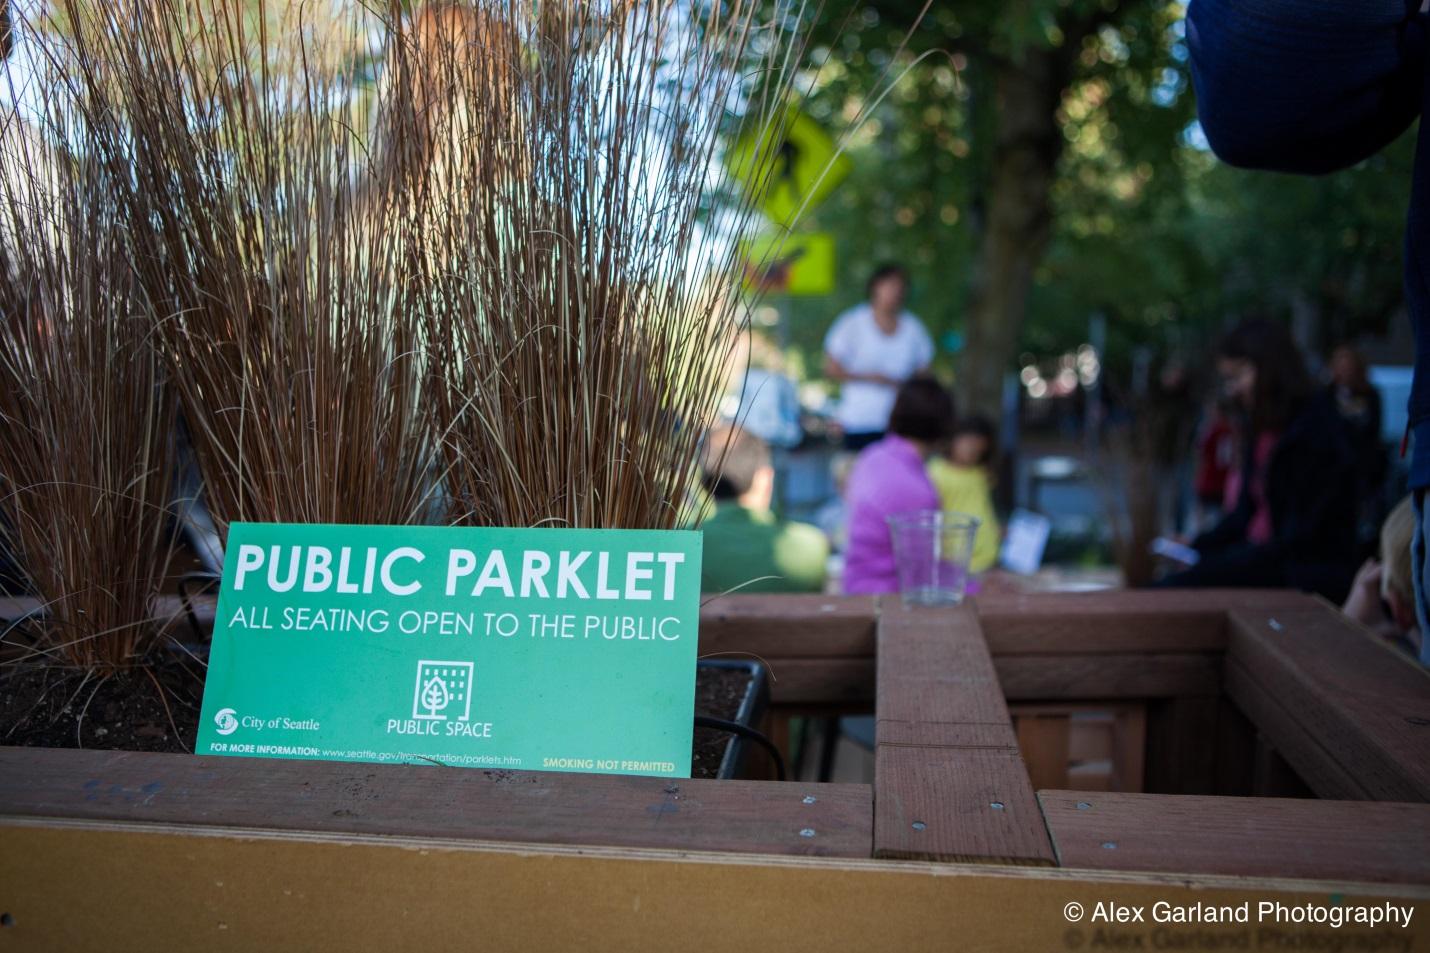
412;660;475;721
213;707;239;736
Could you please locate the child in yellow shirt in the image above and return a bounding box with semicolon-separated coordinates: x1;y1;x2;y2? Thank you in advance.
927;415;1001;572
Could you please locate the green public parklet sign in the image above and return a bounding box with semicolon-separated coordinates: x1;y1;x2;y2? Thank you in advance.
197;523;703;778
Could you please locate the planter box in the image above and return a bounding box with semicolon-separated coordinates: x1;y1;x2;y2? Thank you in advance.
697;658;771;780
1;590;1428;951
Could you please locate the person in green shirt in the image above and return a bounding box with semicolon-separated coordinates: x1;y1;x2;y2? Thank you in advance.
698;424;829;593
926;414;1002;573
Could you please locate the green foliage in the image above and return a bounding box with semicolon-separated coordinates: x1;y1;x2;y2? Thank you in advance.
780;0;1413;381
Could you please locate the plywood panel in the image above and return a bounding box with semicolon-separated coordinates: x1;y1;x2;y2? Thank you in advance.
0;819;1424;953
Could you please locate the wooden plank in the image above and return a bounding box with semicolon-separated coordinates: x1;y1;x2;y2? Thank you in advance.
1112;707;1147;793
875;721;1018;749
1011;705;1147;794
1143;695;1220;795
1040;790;1430;885
1015;715;1070;790
1251;736;1315;799
994;653;1220;700
763;658;875;705
873;602;1055;866
3;821;1426;953
1213;696;1258;796
699;593;877;658
1224;658;1372;801
1227;605;1430;802
765;711;792;769
876;602;1014;730
0;746;872;858
875;745;1056;865
976;589;1309;655
1067;715;1115;763
1065;764;1113;791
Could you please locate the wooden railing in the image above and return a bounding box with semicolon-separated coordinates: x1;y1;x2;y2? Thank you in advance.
1;589;1427;950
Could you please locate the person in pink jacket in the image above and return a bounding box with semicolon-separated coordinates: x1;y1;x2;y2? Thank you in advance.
841;377;955;594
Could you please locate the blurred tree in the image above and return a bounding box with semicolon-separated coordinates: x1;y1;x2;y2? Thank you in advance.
803;0;1187;417
795;0;1414;416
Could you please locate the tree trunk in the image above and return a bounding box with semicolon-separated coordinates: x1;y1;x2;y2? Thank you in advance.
957;47;1075;419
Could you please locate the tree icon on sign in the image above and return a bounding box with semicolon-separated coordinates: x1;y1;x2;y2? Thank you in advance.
420;675;450;717
412;660;474;721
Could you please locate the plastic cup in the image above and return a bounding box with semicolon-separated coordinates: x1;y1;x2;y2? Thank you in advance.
886;510;981;607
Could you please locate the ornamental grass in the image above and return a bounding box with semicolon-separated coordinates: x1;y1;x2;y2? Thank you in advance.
0;57;177;669
0;0;832;677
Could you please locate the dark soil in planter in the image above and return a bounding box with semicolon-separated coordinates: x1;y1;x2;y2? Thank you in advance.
691;665;755;779
0;658;752;779
0;657;204;752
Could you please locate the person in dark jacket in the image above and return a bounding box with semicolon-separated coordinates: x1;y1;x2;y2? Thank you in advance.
1159;322;1359;601
1185;0;1428;648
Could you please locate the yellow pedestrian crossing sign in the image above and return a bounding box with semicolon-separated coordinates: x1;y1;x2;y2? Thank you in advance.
740;231;836;297
725;108;851;226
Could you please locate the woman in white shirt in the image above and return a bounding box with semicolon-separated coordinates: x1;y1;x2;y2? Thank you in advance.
822;264;935;450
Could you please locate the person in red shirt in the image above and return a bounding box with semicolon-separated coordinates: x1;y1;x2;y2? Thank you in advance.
1192;402;1236;530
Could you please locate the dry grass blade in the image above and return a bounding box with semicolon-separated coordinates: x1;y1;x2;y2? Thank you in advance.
47;0;826;539
55;0;436;533
399;0;817;529
0;40;178;669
